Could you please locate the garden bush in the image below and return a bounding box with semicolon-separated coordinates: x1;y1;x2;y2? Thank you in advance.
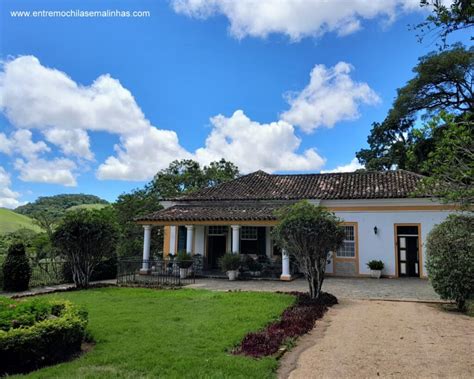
234;292;337;357
2;242;31;291
426;214;474;311
219;253;241;272
0;296;88;375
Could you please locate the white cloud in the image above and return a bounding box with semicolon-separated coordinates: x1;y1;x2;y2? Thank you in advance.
281;62;380;132
43;128;93;160
195;110;325;172
321;158;363;173
0;166;23;208
0;56;190;182
0;56;148;135
0;129;50;159
0;56;377;182
14;157;77;187
0;55;330;180
97;127;192;180
171;0;422;40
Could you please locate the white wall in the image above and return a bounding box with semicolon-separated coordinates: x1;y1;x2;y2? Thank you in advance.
194;225;205;256
331;210;454;277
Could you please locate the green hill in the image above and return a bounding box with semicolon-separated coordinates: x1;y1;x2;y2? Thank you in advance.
0;208;42;235
15;194;109;219
67;203;108;212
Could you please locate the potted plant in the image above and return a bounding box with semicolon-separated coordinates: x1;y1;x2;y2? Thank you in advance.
367;260;384;279
247;257;263;277
176;251;193;279
219;253;241;280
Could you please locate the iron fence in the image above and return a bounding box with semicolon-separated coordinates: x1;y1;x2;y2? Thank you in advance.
29;261;67;287
117;258;196;287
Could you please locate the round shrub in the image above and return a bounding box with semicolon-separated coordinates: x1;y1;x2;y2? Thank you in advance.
0;297;88;375
426;214;474;311
2;242;31;292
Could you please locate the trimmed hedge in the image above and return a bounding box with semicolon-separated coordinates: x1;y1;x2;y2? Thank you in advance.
0;297;88;375
2;243;31;291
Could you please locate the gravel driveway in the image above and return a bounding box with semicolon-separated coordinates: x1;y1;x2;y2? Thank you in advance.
279;300;474;378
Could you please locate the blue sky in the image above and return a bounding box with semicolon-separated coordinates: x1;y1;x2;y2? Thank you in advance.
0;0;469;206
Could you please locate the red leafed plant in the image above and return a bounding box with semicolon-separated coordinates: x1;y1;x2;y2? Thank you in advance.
234;292;337;358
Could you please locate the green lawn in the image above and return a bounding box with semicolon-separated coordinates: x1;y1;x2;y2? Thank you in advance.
0;208;42;235
20;287;294;379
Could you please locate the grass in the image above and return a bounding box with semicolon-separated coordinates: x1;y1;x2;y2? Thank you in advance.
19;287;294;378
66;204;108;212
0;208;42;235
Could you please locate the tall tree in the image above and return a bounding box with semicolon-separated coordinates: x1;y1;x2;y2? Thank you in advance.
113;188;163;257
415;0;474;48
357;45;473;171
149;158;239;198
203;159;240;188
53;208;119;288
272;202;345;300
412;112;473;208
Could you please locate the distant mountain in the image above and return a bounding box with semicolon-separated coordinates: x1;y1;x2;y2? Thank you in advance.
0;208;42;235
15;194;109;218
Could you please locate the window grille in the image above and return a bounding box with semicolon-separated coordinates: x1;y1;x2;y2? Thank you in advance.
208;226;228;235
241;226;258;240
336;225;355;258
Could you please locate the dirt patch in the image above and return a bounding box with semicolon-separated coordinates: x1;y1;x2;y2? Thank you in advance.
279;299;474;378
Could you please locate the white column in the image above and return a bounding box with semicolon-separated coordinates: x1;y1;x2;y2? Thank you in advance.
169;226;177;256
231;225;240;254
280;249;291;281
141;225;152;273
265;227;272;258
185;225;194;254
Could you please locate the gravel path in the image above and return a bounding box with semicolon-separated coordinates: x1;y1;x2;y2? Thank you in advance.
279;300;474;379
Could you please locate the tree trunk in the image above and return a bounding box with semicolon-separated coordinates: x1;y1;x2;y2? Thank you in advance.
456;297;466;312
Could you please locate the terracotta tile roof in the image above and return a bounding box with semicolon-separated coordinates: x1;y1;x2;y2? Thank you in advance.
169;170;426;201
137;204;283;222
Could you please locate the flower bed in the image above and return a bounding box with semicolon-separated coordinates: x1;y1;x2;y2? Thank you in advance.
0;296;88;375
234;292;337;358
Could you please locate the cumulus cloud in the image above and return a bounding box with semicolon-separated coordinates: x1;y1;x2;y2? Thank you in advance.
97;128;192;180
0;55;331;181
43;128;93;160
0;55;191;182
321;158;363;173
281;62;380;132
0;56;148;136
14;158;77;187
0;129;77;186
0;130;50;159
171;0;422;40
0;166;23;208
195;110;325;172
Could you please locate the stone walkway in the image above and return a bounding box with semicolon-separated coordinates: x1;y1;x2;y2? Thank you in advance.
186;277;441;301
